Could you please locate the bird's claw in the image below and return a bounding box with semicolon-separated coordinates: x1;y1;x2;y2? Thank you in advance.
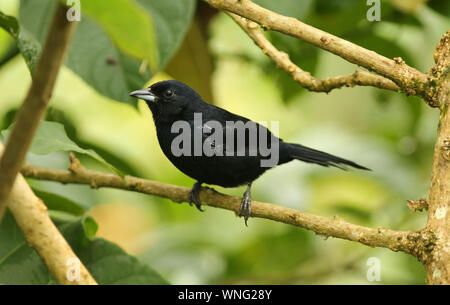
188;182;204;212
239;186;252;226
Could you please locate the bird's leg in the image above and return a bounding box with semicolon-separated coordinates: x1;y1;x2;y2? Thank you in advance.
188;181;204;212
239;182;252;226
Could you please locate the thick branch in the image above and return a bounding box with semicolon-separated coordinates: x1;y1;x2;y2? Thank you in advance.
204;0;436;105
424;30;450;285
0;3;76;218
21;158;426;257
228;13;399;93
0;144;97;285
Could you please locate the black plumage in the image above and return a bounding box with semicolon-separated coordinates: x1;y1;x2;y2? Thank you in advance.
130;80;368;225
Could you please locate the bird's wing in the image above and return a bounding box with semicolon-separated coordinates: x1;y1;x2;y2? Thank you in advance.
199;105;280;156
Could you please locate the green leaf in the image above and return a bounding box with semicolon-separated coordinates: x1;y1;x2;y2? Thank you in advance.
82;215;98;240
1;121;123;177
61;215;98;247
165;15;215;104
44;107;142;176
81;0;158;71
0;211;50;284
351;32;415;67
136;0;197;68
32;187;85;216
48;210;81;224
0;211;25;259
427;0;450;17
19;0;196;104
0;215;169;285
0;11;18;37
0;11;40;73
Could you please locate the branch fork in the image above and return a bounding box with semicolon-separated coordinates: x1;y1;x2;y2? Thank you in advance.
206;0;439;106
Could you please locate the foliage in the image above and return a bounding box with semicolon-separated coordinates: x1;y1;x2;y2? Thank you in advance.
0;0;448;284
1;121;122;176
0;212;168;284
17;0;196;104
0;11;39;72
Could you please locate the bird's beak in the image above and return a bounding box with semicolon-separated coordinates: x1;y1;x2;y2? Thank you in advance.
129;89;157;102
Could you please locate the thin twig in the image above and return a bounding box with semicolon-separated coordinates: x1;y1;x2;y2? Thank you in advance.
407;198;428;212
0;3;77;219
228;13;399;93
21;156;426;257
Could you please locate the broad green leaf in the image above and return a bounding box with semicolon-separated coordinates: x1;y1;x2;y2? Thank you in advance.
165;16;215;104
19;0;196;104
81;0;158;71
44;107;142;177
351;32;415;67
1;121;123;176
0;211;25;259
0;211;49;285
32;188;85;216
0;11;18;36
135;0;196;68
427;0;450;16
48;210;81;224
0;11;40;73
0;215;169;285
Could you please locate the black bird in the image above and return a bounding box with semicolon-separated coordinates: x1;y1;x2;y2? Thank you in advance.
130;80;368;225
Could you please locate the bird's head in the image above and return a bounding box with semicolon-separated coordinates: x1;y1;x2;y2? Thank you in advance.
129;80;204;121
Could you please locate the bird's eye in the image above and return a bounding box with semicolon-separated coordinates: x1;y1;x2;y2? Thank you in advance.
164;89;174;98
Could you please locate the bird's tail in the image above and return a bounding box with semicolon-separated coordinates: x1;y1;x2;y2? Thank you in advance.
286;143;370;170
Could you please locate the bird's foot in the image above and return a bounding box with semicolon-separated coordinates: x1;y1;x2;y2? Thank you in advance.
188;181;204;212
239;183;252;226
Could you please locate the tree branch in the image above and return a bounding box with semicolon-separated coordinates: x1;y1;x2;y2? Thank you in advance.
424;30;450;284
203;0;437;106
0;3;76;219
21;156;428;258
0;144;97;285
228;13;399;93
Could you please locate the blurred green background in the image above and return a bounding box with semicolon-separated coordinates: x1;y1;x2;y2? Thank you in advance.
0;0;449;284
